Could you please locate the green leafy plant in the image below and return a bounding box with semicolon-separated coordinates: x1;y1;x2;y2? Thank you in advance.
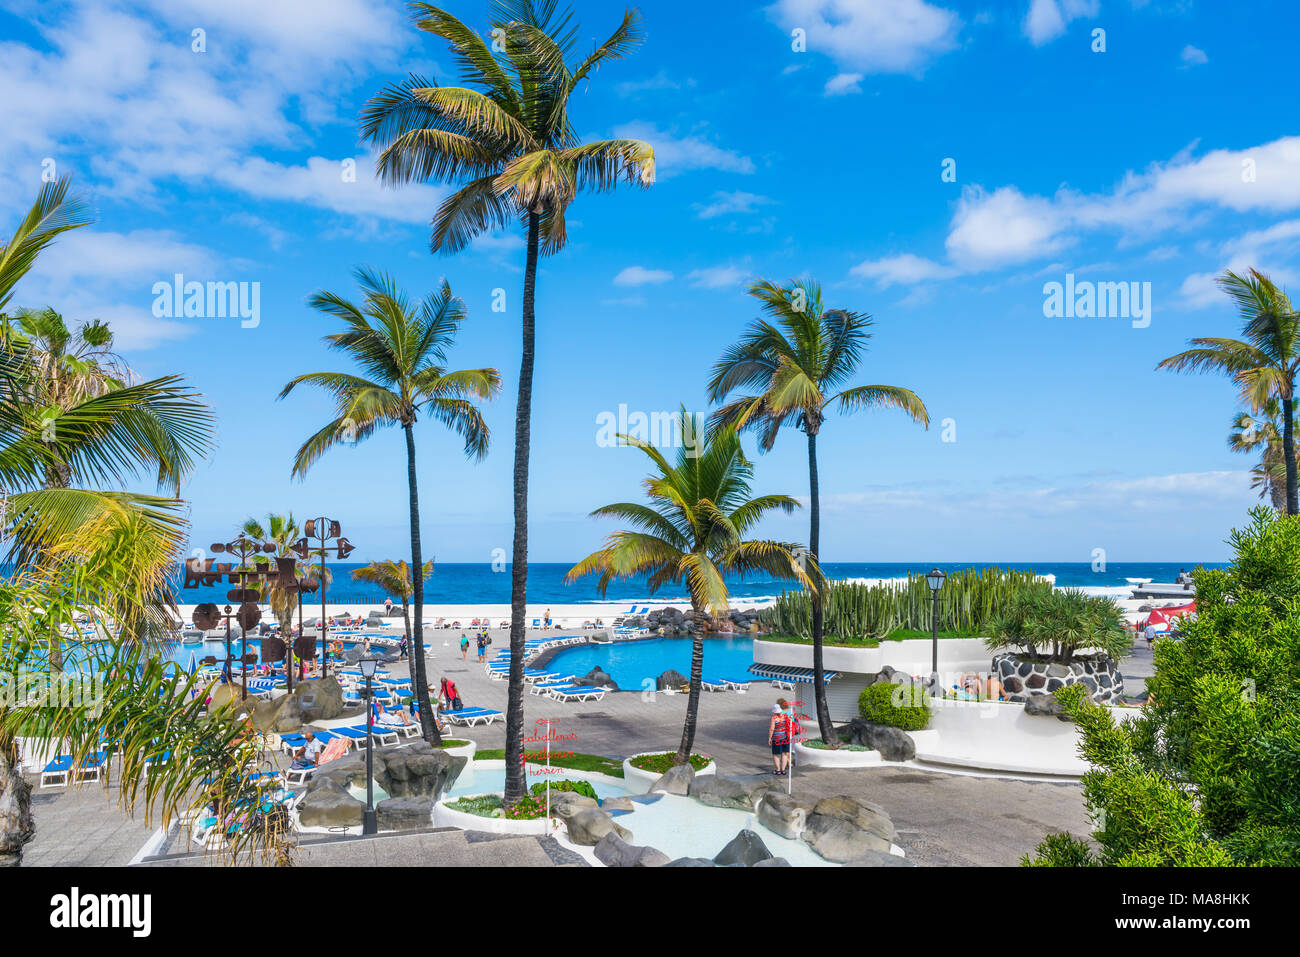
986;588;1130;664
761;568;1048;644
529;778;597;800
858;681;931;731
628;752;712;774
1025;508;1300;867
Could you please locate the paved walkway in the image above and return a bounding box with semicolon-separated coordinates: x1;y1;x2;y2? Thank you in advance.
20;628;1092;866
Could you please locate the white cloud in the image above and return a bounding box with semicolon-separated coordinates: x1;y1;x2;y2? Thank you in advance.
1022;0;1099;47
824;72;864;96
29;229;220;284
615;70;694;97
850;253;960;286
1180;44;1208;66
614;266;674;286
687;265;747;289
946;186;1070;268
613;122;755;177
214;155;448;223
862;136;1300;285
767;0;962;74
693;191;776;220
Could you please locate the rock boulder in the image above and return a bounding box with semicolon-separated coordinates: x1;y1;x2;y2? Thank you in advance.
757;791;814;840
650;763;694;795
656;669;689;691
565;808;632;847
713;829;773;867
295;678;345;723
838;718;916;761
593;833;670;867
296;780;364;829
376;796;434;831
803;795;895;863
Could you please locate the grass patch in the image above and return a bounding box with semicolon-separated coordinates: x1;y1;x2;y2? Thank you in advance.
435;739;469;749
446;794;503;818
628;752;712;774
804;738;872;751
473;749;624;779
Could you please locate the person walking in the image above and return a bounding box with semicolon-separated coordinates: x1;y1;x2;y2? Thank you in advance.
384;596;394;617
475;633;487;663
460;633;470;661
768;700;792;776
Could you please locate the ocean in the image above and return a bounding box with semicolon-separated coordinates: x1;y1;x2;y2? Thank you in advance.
172;561;1224;607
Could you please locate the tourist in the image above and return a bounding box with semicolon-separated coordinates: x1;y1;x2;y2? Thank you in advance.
1142;621;1157;647
398;635;408;659
544;607;552;629
460;633;470;660
384;596;394;617
290;730;324;770
475;633;487;662
769;701;792;775
440;676;462;712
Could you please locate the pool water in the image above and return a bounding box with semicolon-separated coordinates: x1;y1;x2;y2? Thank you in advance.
19;635;392;674
545;636;755;691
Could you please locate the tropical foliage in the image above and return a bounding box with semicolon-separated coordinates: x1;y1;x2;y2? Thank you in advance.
567;418;815;764
708;277;929;747
360;0;655;807
281;268;499;744
1159;268;1299;514
760;568;1050;644
351;558;434;653
986;588;1130;664
1228;400;1299;511
858;681;931;731
1025;508;1300;866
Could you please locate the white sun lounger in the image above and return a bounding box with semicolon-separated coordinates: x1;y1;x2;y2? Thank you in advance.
546;685;606;703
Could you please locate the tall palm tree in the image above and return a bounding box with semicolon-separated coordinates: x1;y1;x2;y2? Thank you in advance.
1159;268;1300;514
280;269;499;744
0;177;92;313
707;279;929;746
1228;402;1298;511
567;417;816;764
352;559;434;659
360;0;655;806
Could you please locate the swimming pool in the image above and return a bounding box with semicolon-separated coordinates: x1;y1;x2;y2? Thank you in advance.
544;636;755;691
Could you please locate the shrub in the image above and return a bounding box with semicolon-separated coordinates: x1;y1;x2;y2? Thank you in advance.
1024;508;1300;867
628;752;712;774
858;681;931;731
529;778;598;800
986;588;1129;664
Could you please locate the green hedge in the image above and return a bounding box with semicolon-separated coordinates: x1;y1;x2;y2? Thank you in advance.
858;681;931;731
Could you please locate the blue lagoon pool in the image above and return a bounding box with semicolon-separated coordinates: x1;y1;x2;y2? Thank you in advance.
543;636;755;691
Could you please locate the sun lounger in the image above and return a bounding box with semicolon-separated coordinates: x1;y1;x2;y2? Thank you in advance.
442;707;502;727
40;750;109;788
700;677;729;692
546;685;606;702
721;677;751;691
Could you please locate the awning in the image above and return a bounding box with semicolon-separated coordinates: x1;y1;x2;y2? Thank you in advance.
1144;601;1196;629
748;663;838;684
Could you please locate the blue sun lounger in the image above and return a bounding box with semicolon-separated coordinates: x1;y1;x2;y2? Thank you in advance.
442;707;502;727
40;751;108;788
546;685;606;703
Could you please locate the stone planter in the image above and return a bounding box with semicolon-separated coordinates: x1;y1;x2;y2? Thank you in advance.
622;752;716;794
992;652;1125;705
793;741;882;768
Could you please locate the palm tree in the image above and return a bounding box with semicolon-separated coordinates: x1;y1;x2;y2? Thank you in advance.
567;417;816;764
242;513;302;661
0;182;214;664
359;0;655;806
1228;402;1298;511
706;279;929;746
280;269;499;744
352;559;434;660
1159;268;1300;514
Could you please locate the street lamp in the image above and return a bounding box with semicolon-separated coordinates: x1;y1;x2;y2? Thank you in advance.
926;568;946;682
359;656;379;836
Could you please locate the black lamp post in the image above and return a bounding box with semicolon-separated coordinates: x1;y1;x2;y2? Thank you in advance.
926;568;946;681
360;656;379;836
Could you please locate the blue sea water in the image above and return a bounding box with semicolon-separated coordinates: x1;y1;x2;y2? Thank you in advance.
172;561;1224;607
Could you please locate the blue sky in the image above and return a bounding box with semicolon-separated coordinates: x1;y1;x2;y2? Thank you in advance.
1;0;1294;563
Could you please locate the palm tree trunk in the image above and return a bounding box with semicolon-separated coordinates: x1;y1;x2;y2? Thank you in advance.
403;421;440;745
504;210;541;807
675;601;706;764
1283;394;1298;515
0;732;33;866
807;430;836;746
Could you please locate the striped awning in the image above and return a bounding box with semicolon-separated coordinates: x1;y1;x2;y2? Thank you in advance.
748;663;838;684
